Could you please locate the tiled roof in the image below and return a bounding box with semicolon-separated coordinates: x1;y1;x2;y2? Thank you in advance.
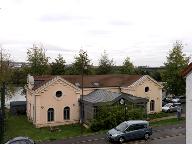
182;63;192;77
32;75;143;90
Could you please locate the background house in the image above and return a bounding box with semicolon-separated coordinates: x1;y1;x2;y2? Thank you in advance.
182;62;192;144
26;74;162;127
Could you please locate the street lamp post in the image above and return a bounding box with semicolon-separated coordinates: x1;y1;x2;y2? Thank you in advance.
124;103;127;121
80;49;87;134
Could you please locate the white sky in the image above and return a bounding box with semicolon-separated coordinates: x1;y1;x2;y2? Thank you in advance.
0;0;192;66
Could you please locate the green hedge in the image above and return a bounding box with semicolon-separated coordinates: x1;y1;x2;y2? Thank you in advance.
90;105;145;132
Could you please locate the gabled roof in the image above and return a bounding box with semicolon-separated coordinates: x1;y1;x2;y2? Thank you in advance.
82;89;148;104
32;75;143;90
32;76;80;93
128;75;163;88
182;62;192;77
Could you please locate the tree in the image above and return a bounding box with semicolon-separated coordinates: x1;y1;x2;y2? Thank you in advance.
27;44;50;75
0;47;14;144
162;41;190;96
120;57;135;74
150;70;163;82
97;51;115;74
51;54;66;75
0;48;12;83
70;50;93;75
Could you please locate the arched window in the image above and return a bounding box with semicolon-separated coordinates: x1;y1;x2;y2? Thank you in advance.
47;108;54;122
145;87;149;92
150;100;155;111
64;107;70;120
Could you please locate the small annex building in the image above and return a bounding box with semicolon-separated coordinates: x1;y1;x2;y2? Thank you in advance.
26;74;163;127
81;89;148;123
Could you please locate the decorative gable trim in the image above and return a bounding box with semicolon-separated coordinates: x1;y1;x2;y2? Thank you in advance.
182;62;192;77
127;75;163;89
34;76;80;95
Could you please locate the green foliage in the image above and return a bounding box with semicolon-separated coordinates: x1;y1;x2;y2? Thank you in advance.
51;54;66;75
135;67;150;75
90;105;145;132
134;66;164;81
11;68;27;85
0;48;12;83
149;70;163;82
120;57;135;74
97;51;115;74
162;41;190;95
70;50;93;75
27;45;50;75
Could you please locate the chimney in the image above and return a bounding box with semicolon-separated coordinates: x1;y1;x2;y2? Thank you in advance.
27;74;34;89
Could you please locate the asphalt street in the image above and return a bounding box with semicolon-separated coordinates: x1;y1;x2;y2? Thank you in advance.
41;123;185;144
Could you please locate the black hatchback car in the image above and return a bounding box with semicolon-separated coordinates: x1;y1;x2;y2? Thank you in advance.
106;120;152;143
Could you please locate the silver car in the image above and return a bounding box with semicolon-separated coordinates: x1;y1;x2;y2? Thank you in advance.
5;137;35;144
162;103;181;112
106;120;152;143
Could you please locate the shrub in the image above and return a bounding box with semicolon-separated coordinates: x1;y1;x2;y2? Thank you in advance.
90;105;145;132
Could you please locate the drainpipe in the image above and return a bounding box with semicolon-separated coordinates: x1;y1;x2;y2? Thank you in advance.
33;93;36;124
35;94;36;124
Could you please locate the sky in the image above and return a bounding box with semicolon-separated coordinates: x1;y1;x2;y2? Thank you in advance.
0;0;192;67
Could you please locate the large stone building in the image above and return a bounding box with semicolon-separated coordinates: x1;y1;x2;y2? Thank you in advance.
26;74;163;127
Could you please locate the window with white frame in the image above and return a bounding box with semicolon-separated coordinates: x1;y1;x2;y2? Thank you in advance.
150;100;155;111
64;106;70;120
47;108;54;122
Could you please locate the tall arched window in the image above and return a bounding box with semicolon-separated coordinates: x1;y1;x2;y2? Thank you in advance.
150;100;155;111
47;108;54;122
64;107;70;120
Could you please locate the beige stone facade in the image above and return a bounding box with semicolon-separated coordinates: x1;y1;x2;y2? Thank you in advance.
121;76;162;113
26;76;81;127
26;75;163;127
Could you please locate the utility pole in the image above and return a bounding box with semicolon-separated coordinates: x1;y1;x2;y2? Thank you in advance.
80;49;84;134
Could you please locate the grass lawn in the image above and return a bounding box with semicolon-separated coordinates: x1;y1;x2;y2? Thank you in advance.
150;117;185;127
4;112;185;143
5;113;91;142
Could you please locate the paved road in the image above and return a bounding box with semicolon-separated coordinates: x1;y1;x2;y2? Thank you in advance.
42;123;185;144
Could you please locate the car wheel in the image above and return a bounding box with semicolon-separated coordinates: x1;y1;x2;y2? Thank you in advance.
119;137;125;143
144;133;150;140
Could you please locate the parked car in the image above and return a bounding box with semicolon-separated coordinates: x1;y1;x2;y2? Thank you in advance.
162;97;172;106
106;120;152;143
178;96;186;103
172;97;180;103
162;103;181;112
5;137;35;144
162;97;172;103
